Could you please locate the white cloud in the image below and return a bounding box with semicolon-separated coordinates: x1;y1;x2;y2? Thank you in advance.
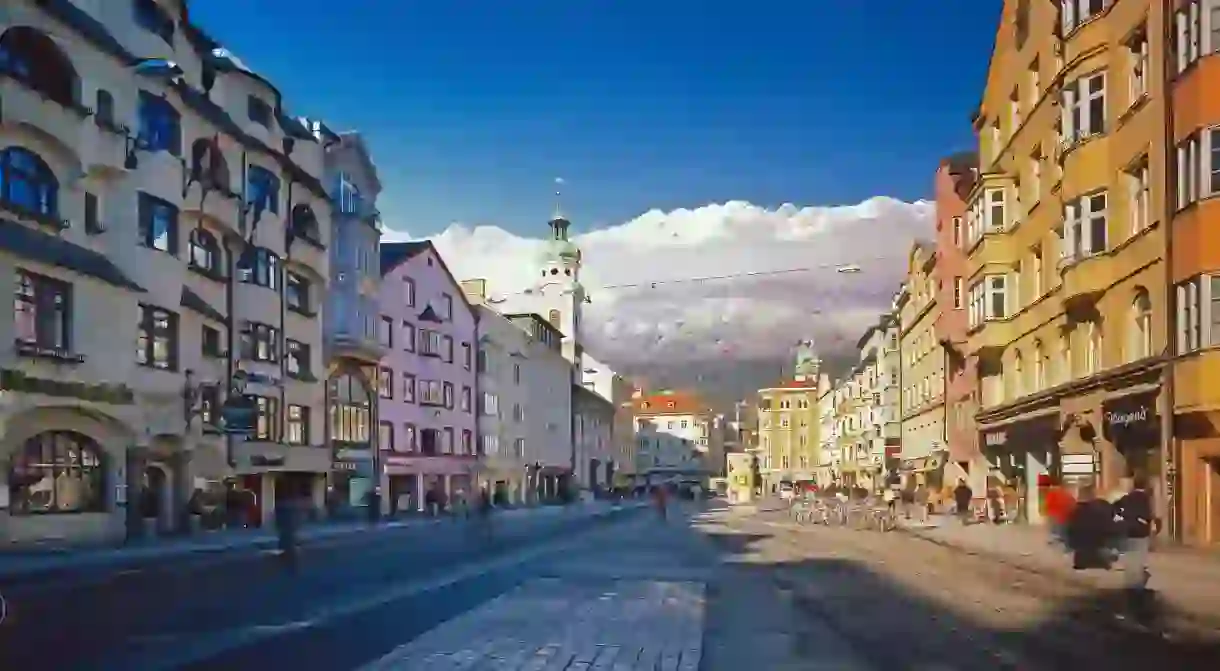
384;197;934;366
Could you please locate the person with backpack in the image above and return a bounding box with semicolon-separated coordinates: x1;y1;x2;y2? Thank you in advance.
1113;476;1160;589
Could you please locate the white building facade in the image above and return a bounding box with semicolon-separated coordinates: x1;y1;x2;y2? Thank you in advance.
0;0;332;545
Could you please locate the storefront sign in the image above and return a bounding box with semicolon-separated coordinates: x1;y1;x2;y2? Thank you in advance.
1101;391;1159;447
983;431;1008;447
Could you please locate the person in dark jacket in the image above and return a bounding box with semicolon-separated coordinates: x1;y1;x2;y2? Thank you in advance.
1067;484;1116;570
953;480;973;525
1113;476;1160;588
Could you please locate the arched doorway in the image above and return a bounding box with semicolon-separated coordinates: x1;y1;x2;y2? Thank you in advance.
327;371;373;516
7;431;105;515
140;464;170;533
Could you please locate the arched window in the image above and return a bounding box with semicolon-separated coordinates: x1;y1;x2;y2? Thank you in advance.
0;147;59;217
188;228;221;275
8;431;105;515
290;204;319;240
190;138;230;191
0;27;79;106
247;166;280;215
329;373;371;445
1131;289;1153;361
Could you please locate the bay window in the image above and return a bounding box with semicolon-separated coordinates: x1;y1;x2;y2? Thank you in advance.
967;275;1009;328
966;187;1008;246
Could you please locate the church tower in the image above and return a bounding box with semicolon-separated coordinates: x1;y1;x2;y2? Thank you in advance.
535;185;586;368
793;339;821;382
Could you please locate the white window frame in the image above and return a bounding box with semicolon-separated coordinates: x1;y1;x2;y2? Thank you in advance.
1062;0;1109;35
1126;159;1150;235
1061;72;1107;145
1177;134;1202;209
1127;29;1149;104
1176;1;1203;74
1063;191;1108;262
1032;248;1044;297
1207;127;1220;197
1029;151;1041;204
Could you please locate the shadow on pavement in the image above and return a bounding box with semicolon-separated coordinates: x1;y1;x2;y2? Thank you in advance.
694;516;1220;671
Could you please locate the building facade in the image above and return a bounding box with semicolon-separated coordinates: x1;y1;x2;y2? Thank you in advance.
469;303;530;504
968;0;1167;525
1169;0;1220;546
934;152;983;496
322;131;384;515
377;241;478;512
631;390;713;484
898;241;947;489
573;385;615;492
0;1;335;544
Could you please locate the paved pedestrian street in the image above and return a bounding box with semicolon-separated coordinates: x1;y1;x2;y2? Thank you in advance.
359;579;705;670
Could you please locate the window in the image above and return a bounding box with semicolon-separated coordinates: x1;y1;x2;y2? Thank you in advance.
1032;248;1044;297
189;138;230;191
443;381;455;409
439;293;453;320
966;187;1007;245
0;147;58;218
1131;290;1153;361
290;204;321;244
418;328;444;357
247;95;272;126
403;278;416;307
1064;191;1108;262
333;171;363;215
419;379;444;406
378;422;394;452
462;342;472;370
1177;134;1202;209
402;321;415;352
401;373;416;402
1029;149;1041;204
1086;322;1103;374
329;373;371;444
1015;0;1030;47
253;395;279;441
461;386;472;412
188;228;221;275
236;247;280;289
1011;352;1024;398
442;334;454;363
246;166;280;215
1061;72;1106;144
513;438;525;459
481;392;499;416
444;427;455;454
285;405;309;445
136;304;178;370
1125;160;1150;235
1062;0;1108;35
202;325;223;357
378;367;393;399
14;270;71;351
285;340;310;378
378;316;394;348
401;423;417;452
967;275;1009;328
462;429;473;455
284;272;311;314
137;91;181;155
1175;1;1203;73
1032;340;1045;390
7;432;104;515
137;192;178;253
951;217;962;246
953;277;963;309
1126;28;1149;104
513;403;525;422
240;322;278;363
0;26;79;107
1209;128;1220;197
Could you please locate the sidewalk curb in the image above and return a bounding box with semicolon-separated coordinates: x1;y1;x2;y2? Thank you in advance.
895;525;1220;636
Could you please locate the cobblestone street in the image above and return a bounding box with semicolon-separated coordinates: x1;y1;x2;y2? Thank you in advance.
707;505;1220;670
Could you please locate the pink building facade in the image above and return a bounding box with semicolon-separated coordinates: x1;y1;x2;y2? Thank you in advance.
377;241;479;513
933;152;983;490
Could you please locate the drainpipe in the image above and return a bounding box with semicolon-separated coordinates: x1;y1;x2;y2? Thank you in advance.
1159;0;1179;541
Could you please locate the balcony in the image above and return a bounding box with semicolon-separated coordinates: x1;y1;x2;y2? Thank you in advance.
0;76;96;164
329;329;385;364
182;180;241;236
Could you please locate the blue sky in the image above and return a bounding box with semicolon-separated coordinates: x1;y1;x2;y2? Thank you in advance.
189;1;999;237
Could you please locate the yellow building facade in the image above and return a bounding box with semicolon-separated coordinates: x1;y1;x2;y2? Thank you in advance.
967;0;1169;524
898;243;947;487
757;382;822;489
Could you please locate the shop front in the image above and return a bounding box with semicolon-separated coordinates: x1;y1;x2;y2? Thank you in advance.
978;411;1061;524
1101;390;1160;484
231;441;329;527
1174;412;1220;547
329;450;376;518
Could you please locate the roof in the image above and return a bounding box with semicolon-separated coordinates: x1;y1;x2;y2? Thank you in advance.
379;240;477;319
0;219;145;291
758;381;820;393
632;391;710;416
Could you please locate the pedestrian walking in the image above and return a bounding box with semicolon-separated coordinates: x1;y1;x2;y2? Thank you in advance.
1044;478;1076;547
913;484;930;524
274;497;300;573
1067;484;1117;570
1113;476;1160;588
883;487;898;517
953;479;973;526
653;486;668;521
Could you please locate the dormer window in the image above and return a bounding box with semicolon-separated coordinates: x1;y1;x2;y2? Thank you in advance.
133;0;175;44
247;95;272;127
